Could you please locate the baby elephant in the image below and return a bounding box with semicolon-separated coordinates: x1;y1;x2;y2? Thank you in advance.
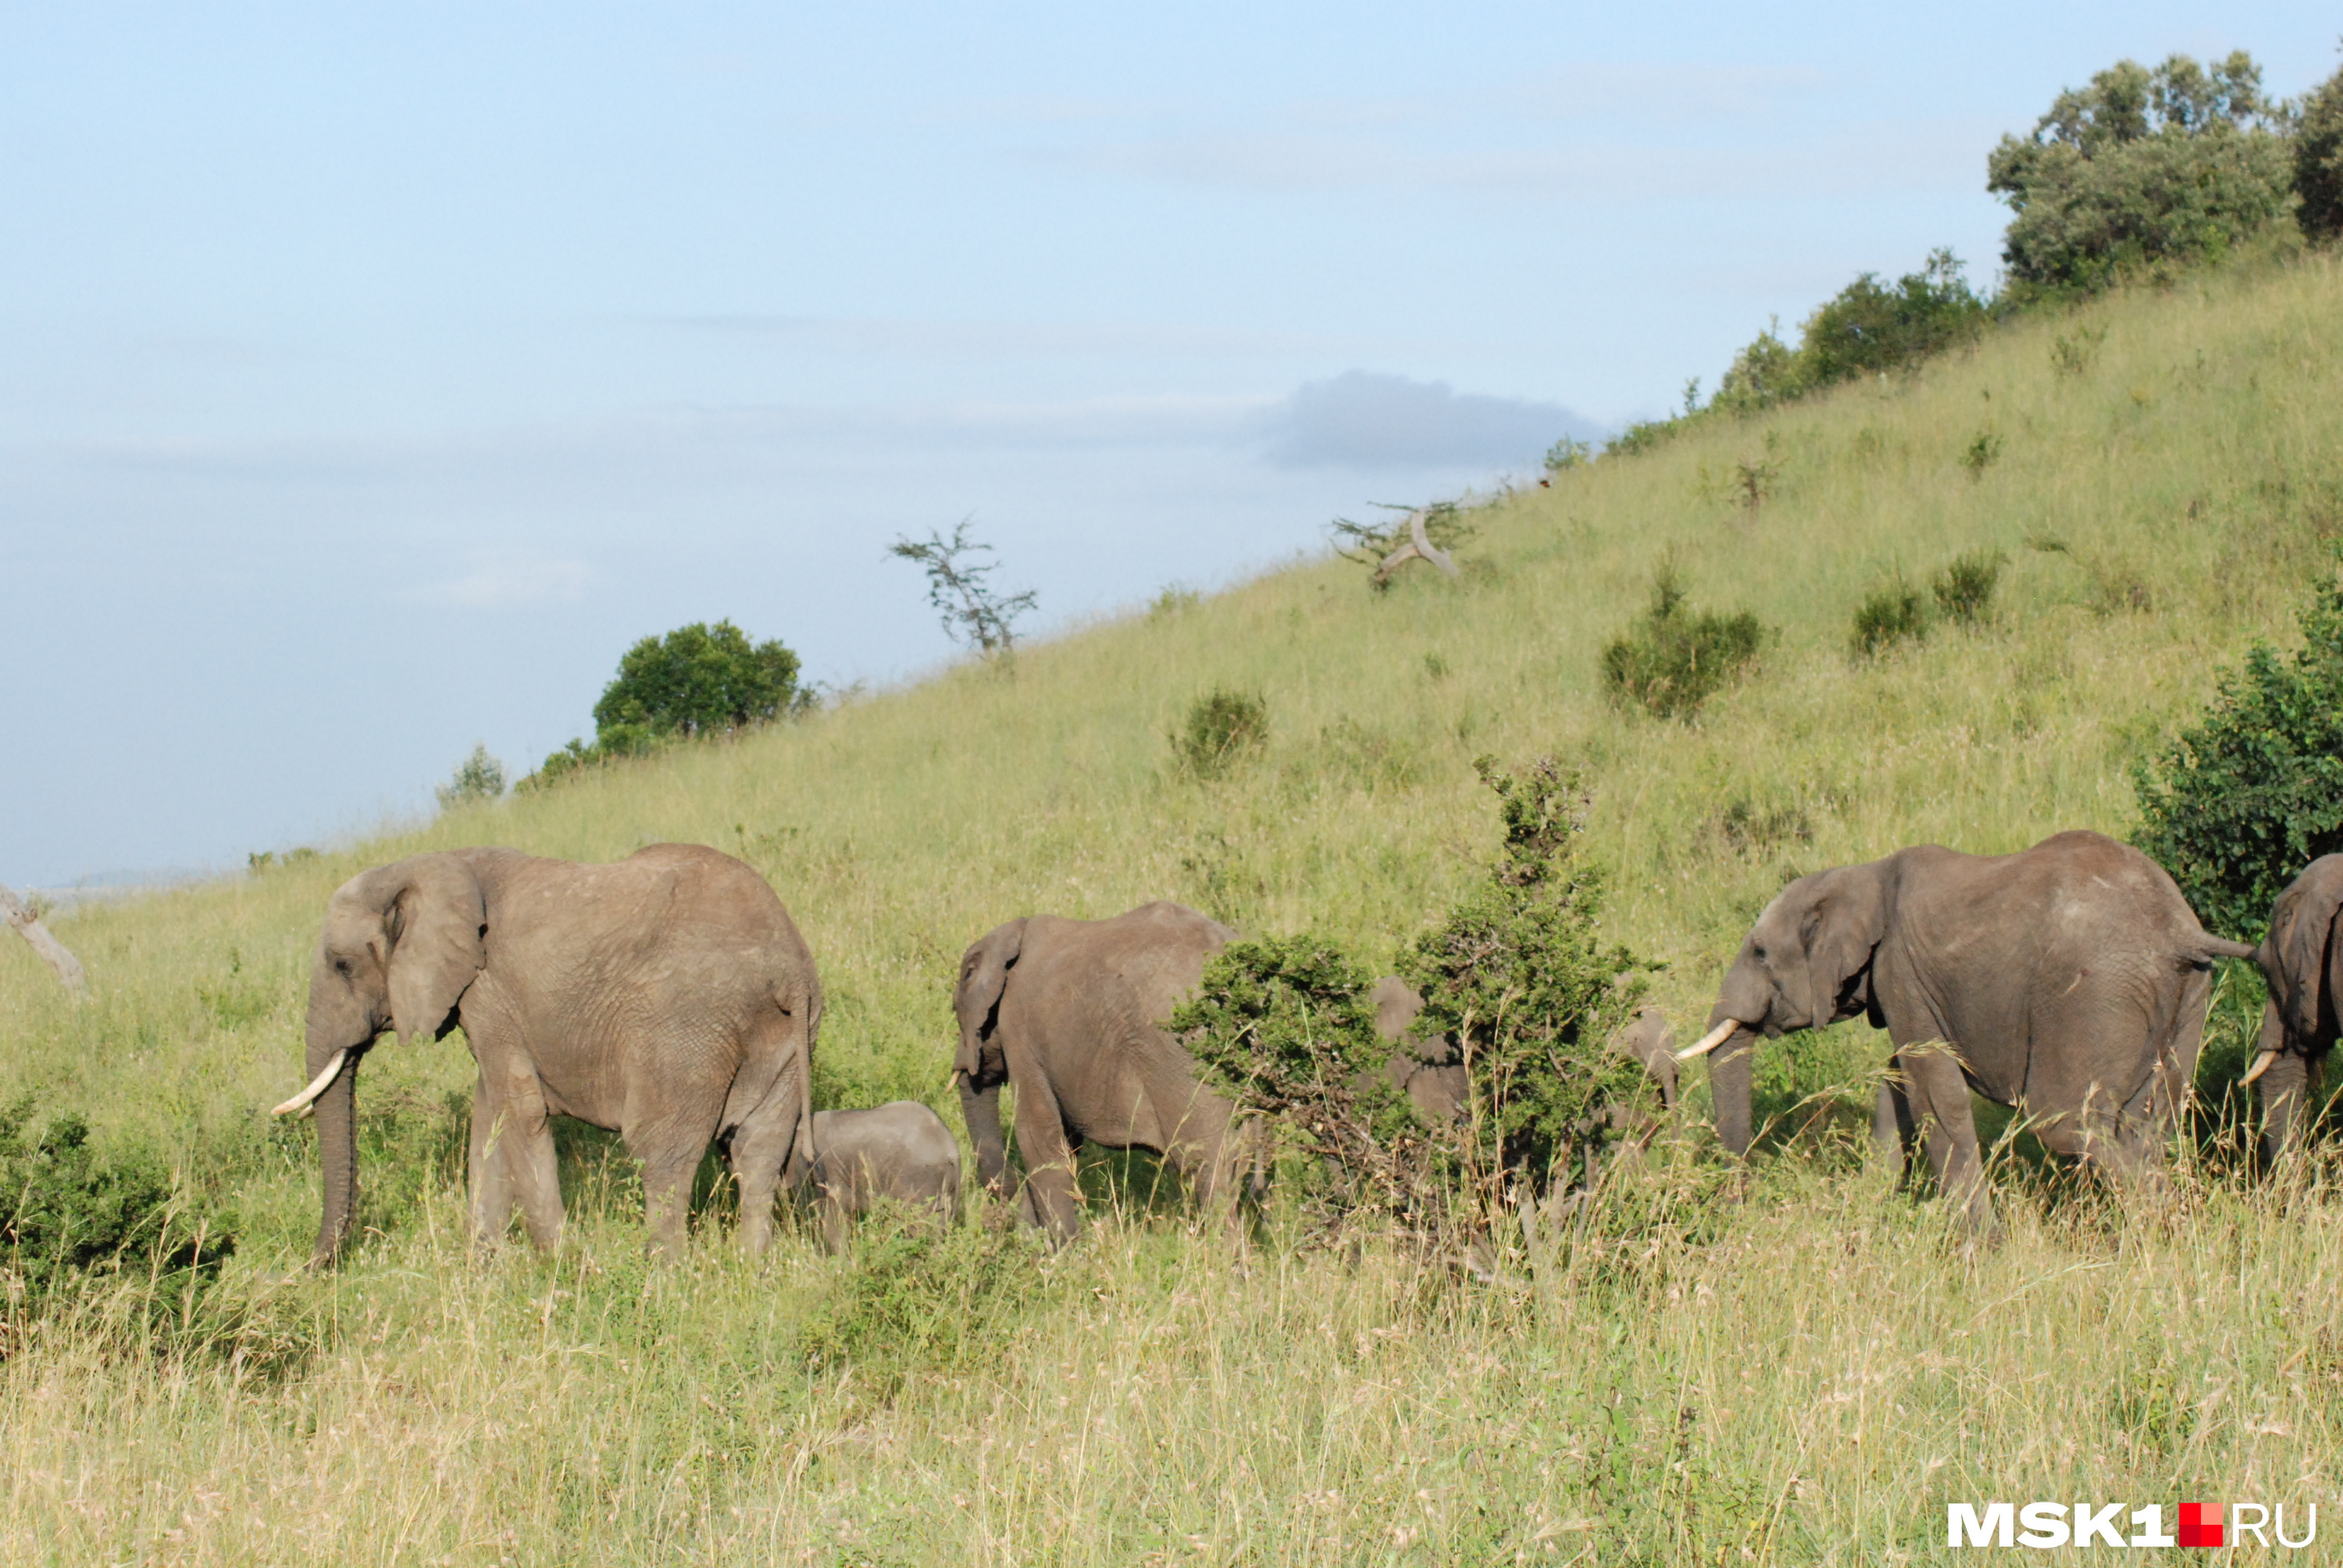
794;1101;961;1253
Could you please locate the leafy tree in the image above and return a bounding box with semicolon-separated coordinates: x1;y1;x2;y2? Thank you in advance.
1710;253;1986;418
2298;55;2343;244
889;519;1036;657
522;620;805;789
593;621;804;741
433;744;506;810
2134;570;2343;939
1986;52;2295;294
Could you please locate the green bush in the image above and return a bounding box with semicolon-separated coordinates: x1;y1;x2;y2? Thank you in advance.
1398;757;1653;1189
2300;59;2343;244
1599;568;1767;719
1987;52;2294;294
524;620;807;788
1173;935;1421;1227
1851;583;1931;657
1;1096;232;1331
1710;251;1988;419
1931;550;2006;624
2132;570;2343;938
1173;687;1269;779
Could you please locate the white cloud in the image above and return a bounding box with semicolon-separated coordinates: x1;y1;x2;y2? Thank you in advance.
408;548;590;609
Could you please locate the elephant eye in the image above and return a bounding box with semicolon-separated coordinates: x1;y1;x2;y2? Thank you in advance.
333;957;352;976
1753;946;1768;963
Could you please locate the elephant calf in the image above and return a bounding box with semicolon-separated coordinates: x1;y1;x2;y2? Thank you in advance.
794;1101;961;1253
2245;854;2343;1158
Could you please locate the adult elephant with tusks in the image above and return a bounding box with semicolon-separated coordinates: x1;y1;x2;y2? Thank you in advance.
1678;830;2252;1236
276;843;822;1266
952;900;1246;1240
2245;854;2343;1158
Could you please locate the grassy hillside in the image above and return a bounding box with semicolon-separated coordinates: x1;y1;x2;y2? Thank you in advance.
5;251;2343;1563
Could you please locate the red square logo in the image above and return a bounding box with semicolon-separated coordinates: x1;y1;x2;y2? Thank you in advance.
2179;1502;2225;1548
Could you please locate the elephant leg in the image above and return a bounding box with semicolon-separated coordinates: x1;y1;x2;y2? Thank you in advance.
819;1188;851;1255
1870;1074;1915;1180
501;1079;565;1253
629;1115;715;1261
1010;1074;1083;1241
2257;1042;2311;1170
725;1111;797;1258
466;1072;519;1249
1899;1041;1997;1238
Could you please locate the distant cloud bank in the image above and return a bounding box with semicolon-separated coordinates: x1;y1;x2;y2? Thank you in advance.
1262;370;1601;469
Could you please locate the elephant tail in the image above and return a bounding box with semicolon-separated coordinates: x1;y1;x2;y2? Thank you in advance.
2182;932;2259;964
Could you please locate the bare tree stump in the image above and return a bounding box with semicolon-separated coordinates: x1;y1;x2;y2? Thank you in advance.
0;884;86;992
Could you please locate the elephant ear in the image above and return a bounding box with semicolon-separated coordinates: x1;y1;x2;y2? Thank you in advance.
1799;867;1886;1031
953;918;1026;1082
2271;874;2341;1047
378;855;487;1043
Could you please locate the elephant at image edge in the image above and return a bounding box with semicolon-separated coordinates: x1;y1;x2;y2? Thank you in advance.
1370;976;1680;1131
953;900;1244;1238
2245;854;2343;1156
1681;829;2252;1234
794;1101;961;1253
276;843;822;1264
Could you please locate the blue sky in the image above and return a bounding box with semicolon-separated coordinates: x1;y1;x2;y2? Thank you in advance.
5;3;2338;887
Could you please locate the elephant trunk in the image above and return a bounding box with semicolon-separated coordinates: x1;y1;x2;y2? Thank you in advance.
311;1042;361;1267
2256;1049;2312;1166
1708;1025;1758;1157
958;1074;1010;1198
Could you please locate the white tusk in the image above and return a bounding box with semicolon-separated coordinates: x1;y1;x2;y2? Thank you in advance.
2242;1049;2280;1086
272;1049;348;1117
1675;1018;1745;1061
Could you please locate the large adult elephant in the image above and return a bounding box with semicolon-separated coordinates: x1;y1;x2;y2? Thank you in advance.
1678;830;2252;1233
274;844;822;1265
2245;854;2343;1156
952;900;1243;1239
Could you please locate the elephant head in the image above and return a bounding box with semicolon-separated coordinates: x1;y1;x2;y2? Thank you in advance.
1681;864;1885;1156
2248;857;2343;1156
281;853;486;1264
952;918;1025;1196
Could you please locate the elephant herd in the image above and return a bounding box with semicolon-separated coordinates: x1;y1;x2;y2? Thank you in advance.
273;829;2343;1263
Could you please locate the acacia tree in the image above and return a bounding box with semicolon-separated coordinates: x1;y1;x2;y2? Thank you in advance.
1987;52;2295;294
889;519;1036;657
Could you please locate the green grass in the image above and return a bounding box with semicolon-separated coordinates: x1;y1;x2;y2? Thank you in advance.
7;250;2343;1563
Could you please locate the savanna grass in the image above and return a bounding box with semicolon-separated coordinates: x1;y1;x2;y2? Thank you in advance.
5;249;2343;1563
